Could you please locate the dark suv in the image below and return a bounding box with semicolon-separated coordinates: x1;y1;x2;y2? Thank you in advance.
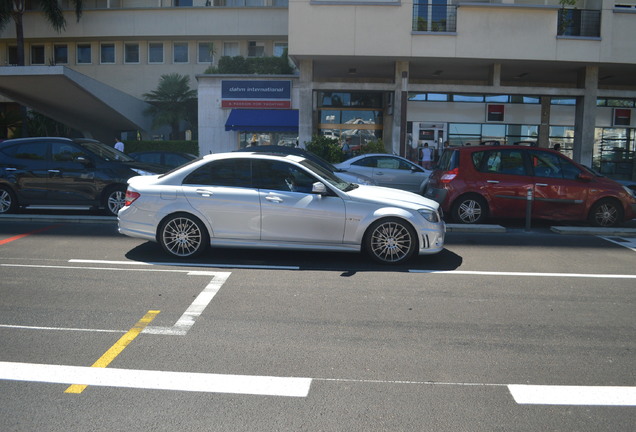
0;137;163;216
424;145;636;227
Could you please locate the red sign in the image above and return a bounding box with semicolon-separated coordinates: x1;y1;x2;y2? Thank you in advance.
487;104;505;122
613;108;632;126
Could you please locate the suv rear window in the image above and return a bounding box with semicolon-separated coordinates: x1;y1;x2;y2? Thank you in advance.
437;149;459;171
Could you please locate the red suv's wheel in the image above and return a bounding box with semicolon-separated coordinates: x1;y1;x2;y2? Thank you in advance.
452;194;488;224
588;198;623;227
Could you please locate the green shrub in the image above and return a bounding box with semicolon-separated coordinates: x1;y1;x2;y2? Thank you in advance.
205;54;294;75
305;135;345;163
358;139;387;155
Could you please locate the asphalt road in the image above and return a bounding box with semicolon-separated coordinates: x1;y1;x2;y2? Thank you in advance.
0;218;635;431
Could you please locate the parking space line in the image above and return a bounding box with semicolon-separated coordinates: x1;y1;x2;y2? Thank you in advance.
64;310;160;394
600;236;636;253
409;269;636;279
509;384;636;406
1;361;311;398
0;224;61;246
144;272;231;335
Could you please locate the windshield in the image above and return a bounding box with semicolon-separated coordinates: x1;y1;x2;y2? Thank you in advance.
76;140;136;162
299;159;353;191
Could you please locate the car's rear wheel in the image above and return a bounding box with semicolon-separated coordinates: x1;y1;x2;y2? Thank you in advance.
452;194;488;224
0;186;18;214
364;217;417;264
588;199;623;227
103;186;127;216
159;214;209;258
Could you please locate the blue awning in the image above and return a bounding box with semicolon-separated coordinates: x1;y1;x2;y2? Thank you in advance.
225;109;299;132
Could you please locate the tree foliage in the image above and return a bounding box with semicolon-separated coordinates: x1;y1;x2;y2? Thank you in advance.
143;73;197;140
0;0;83;66
205;53;294;75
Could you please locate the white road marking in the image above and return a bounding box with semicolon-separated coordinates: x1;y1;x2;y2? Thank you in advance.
600;236;636;253
143;272;231;335
508;384;636;406
70;259;300;270
0;324;124;333
0;361;311;398
409;269;636;279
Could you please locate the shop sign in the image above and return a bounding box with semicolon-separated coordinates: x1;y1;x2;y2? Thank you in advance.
486;104;505;122
222;80;291;109
613;108;632;126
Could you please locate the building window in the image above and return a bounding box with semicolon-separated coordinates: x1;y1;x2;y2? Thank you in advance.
173;42;189;63
247;41;265;57
273;42;287;57
174;0;193;5
77;44;92;64
223;42;239;57
100;43;115;64
54;44;68;64
124;43;139;64
198;42;214;64
149;42;164;64
31;45;45;65
8;46;18;65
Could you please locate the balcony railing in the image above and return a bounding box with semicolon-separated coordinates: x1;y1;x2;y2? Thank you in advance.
412;3;457;32
558;9;601;37
54;0;288;10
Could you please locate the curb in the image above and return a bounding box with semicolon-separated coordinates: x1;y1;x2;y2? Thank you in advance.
0;214;116;224
550;226;636;237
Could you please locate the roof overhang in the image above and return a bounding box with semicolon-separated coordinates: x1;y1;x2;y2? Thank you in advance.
0;66;153;141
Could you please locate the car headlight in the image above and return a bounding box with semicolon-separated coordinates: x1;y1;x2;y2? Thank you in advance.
419;208;440;223
131;168;156;176
622;185;636;199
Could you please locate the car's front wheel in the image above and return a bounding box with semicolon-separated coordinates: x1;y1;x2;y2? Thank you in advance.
0;186;17;214
589;199;623;227
159;214;209;258
364;217;417;264
451;194;488;224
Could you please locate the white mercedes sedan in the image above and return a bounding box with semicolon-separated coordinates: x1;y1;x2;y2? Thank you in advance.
118;152;445;264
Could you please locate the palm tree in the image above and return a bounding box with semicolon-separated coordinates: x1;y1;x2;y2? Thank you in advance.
143;73;197;140
0;0;84;66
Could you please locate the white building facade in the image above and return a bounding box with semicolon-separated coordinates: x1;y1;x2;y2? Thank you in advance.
1;0;636;179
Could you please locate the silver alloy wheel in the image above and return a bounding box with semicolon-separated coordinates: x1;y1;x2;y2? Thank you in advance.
107;189;126;216
160;216;206;257
0;188;13;213
366;218;416;264
590;200;621;227
454;196;485;224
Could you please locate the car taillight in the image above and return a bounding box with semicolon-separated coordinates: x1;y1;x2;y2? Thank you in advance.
440;168;458;183
125;190;140;206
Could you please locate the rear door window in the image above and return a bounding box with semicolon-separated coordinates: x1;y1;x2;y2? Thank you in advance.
183;159;252;187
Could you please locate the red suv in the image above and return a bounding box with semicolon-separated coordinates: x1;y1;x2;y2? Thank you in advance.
424;145;636;227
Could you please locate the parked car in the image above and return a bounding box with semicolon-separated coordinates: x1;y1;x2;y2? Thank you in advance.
335;154;432;194
0;137;164;216
129;151;197;170
423;145;636;227
118;152;445;264
235;145;377;185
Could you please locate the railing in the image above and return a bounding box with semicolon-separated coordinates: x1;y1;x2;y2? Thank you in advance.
557;9;601;37
412;3;457;32
53;0;288;10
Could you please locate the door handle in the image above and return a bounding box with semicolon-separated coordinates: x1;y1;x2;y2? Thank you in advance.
486;180;499;184
265;195;283;203
535;183;548;187
195;188;214;197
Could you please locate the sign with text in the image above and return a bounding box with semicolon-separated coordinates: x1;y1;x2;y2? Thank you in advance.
222;80;292;109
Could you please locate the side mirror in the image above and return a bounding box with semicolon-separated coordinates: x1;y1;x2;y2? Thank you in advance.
312;182;327;194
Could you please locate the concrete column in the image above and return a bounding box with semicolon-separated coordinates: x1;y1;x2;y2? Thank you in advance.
392;61;410;156
297;58;314;148
489;63;501;87
538;96;551;148
573;65;598;166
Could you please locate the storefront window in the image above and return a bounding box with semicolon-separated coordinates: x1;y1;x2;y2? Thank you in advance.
594;128;635;180
239;132;297;148
447;123;539;146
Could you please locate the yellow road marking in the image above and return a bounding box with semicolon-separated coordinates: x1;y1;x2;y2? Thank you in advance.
65;310;160;394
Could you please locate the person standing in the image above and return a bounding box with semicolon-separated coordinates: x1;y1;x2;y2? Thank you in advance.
114;137;125;152
420;143;433;169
